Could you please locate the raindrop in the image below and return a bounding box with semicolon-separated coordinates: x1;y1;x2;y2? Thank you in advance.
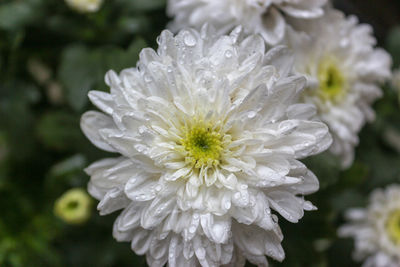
247;111;257;118
224;201;231;210
183;32;197;47
189;225;196;233
225;50;233;58
144;75;152;83
159;232;168;239
155;184;162;192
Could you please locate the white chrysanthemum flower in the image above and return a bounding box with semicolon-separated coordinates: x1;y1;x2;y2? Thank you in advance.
167;0;327;46
286;9;392;168
65;0;103;13
339;185;400;267
81;25;332;266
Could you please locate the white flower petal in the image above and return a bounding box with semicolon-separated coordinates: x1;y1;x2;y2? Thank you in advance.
80;111;117;152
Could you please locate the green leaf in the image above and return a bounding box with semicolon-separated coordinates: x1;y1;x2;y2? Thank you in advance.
339;161;369;188
303;152;341;189
48;154;87;178
36;111;83;151
330;190;366;213
58;45;98;111
117;0;165;11
0;2;34;30
386;26;400;68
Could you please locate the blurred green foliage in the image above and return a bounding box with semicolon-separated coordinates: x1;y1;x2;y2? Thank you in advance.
0;0;399;266
0;0;165;266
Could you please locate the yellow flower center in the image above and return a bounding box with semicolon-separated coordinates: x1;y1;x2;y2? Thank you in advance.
386;209;400;245
317;58;345;101
182;120;223;168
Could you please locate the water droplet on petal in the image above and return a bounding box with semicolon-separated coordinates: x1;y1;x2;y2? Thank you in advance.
144;75;152;83
183;32;197;47
155;184;162;192
189;225;196;233
247;111;257;118
224;201;231;210
225;50;233;58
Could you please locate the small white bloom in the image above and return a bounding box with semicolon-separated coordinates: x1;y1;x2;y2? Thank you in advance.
65;0;103;13
167;0;327;45
339;185;400;267
286;9;392;168
81;25;332;266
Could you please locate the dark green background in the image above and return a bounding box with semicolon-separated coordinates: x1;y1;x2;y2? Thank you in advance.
0;0;399;266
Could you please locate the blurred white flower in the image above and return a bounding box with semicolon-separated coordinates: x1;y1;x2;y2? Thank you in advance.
81;25;332;266
339;185;400;267
65;0;103;13
167;0;327;45
286;9;392;168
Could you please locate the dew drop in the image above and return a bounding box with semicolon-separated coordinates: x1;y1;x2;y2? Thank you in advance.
155;184;162;192
183;32;197;47
224;201;231;210
159;232;168;239
247;111;257;118
224;50;233;58
189;225;196;233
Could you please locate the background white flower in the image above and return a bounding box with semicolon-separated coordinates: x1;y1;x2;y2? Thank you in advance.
65;0;103;13
167;0;327;45
81;25;332;266
286;9;392;168
339;185;400;267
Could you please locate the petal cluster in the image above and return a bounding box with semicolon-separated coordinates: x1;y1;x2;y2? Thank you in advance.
286;9;392;168
339;185;400;267
81;26;332;266
167;0;327;45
